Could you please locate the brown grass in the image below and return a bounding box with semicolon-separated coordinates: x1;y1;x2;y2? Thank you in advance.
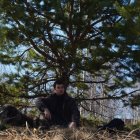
0;127;139;140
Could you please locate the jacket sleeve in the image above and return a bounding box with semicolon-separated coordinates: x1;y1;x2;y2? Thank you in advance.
70;99;80;126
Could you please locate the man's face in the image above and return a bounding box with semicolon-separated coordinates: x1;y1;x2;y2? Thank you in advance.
54;84;65;95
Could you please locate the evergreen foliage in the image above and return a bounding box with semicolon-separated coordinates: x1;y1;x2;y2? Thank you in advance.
0;0;140;105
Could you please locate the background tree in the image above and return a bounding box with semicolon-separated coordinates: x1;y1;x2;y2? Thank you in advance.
0;0;140;108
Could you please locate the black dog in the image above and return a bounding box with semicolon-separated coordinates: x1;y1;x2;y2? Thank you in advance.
0;104;34;127
97;118;125;132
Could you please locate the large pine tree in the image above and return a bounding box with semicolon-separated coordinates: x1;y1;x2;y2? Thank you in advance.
0;0;140;105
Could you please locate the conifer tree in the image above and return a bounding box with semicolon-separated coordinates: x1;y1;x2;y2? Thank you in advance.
0;0;140;105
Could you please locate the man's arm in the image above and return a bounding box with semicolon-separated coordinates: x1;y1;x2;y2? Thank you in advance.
69;99;80;128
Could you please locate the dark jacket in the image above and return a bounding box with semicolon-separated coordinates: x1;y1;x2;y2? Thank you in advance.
35;93;80;126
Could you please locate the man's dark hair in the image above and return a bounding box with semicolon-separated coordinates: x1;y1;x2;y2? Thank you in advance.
53;79;65;88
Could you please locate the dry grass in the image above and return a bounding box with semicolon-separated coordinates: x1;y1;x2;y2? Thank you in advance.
0;127;139;140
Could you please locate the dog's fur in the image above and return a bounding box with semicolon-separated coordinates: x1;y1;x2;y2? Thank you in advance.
0;104;34;127
97;118;125;132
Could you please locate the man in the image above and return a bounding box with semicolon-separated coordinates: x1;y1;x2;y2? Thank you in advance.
35;79;80;129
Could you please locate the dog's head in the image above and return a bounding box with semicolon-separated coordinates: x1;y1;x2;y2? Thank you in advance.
0;104;19;118
0;104;21;124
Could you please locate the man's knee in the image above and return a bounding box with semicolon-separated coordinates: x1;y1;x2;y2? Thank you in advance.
35;97;44;107
35;97;48;111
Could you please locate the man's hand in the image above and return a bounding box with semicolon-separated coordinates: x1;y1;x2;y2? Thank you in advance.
44;108;51;120
68;122;76;129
